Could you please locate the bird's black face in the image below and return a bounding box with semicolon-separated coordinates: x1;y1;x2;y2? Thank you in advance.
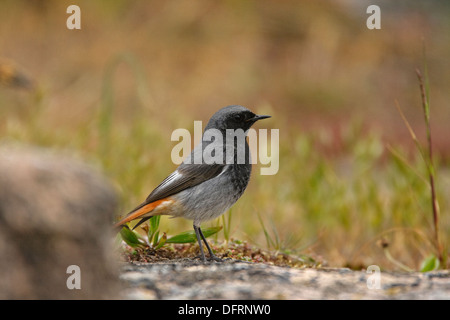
227;110;257;131
206;105;271;132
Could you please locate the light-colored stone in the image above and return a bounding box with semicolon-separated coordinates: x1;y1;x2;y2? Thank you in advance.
120;260;450;300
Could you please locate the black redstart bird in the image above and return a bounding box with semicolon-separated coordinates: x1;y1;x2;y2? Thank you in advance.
114;105;270;262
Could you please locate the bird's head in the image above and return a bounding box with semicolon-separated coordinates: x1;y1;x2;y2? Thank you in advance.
205;105;271;132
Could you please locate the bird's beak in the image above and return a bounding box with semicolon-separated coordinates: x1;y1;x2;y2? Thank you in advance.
247;114;271;122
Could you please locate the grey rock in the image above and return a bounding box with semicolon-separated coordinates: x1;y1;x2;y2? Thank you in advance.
0;145;120;299
120;260;450;300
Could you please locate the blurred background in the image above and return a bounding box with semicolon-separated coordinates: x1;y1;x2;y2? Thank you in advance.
0;0;449;270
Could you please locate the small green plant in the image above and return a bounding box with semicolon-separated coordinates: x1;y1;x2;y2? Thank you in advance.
118;216;222;250
420;255;440;272
145;215;167;249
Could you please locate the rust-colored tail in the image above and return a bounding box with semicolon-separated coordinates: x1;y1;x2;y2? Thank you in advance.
114;198;168;229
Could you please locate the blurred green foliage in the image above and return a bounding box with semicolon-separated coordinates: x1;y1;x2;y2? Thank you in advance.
0;0;449;269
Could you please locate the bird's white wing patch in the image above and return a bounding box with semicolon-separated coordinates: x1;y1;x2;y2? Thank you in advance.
157;169;183;190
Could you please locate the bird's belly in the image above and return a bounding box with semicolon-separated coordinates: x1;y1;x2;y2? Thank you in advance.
173;165;250;224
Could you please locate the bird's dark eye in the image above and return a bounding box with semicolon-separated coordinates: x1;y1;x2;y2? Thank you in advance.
234;114;243;121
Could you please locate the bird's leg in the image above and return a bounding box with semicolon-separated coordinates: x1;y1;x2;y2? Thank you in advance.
193;224;207;262
193;224;223;262
198;226;223;262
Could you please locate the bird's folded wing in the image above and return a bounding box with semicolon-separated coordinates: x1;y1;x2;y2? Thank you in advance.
120;162;226;220
145;162;226;203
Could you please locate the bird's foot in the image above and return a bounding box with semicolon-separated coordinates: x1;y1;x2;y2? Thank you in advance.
193;253;228;263
209;253;226;262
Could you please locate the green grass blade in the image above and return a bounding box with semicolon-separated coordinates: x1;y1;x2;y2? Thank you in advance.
149;215;160;233
147;216;161;244
152;230;160;247
166;226;223;244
